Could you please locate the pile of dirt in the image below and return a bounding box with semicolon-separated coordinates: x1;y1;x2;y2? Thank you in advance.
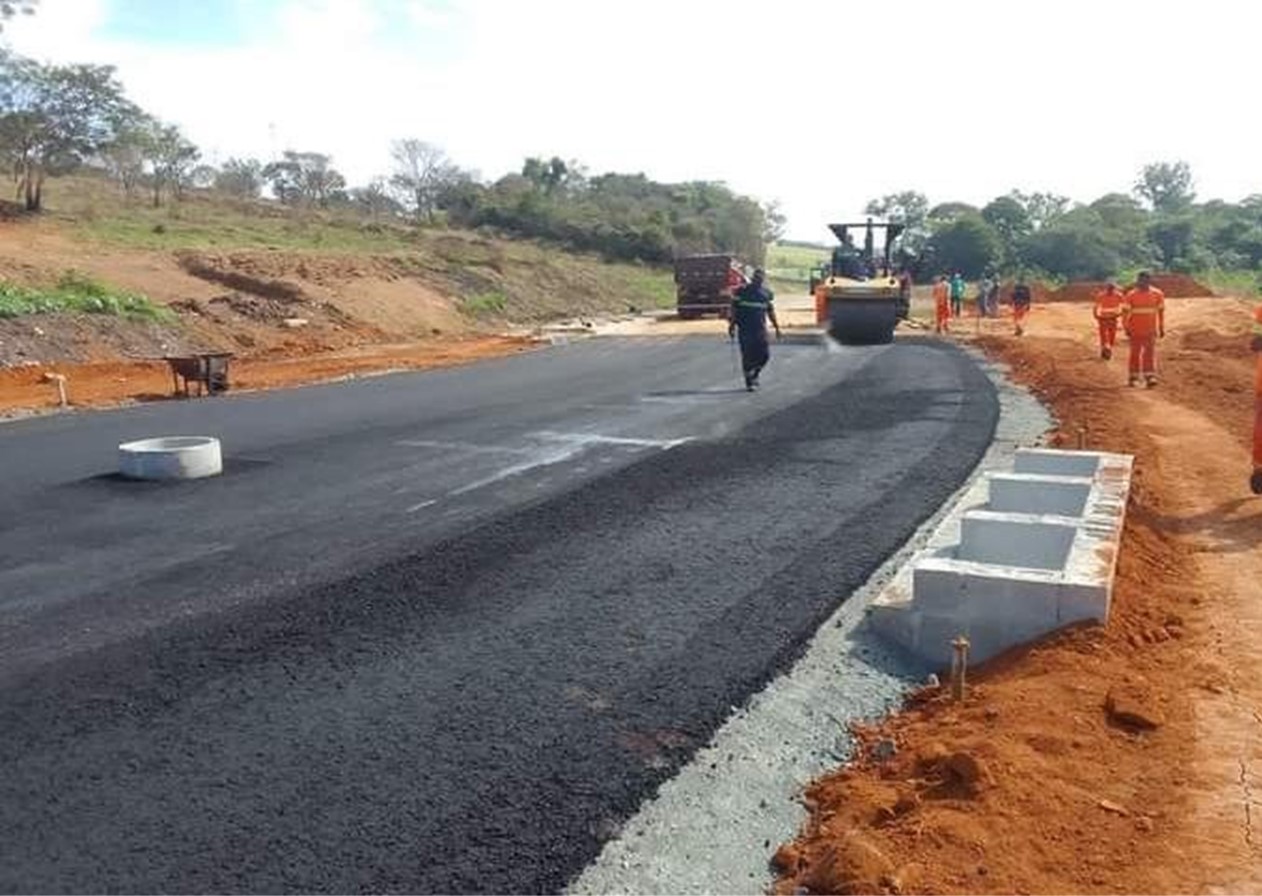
1047;280;1109;303
1150;273;1213;297
0;313;194;367
775;298;1262;895
1039;275;1215;304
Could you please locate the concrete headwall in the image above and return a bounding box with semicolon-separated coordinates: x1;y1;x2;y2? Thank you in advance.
869;447;1133;667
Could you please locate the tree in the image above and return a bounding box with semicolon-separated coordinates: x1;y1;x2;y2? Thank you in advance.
522;156;572;194
1134;161;1195;213
390;138;461;223
1009;190;1069;230
141;121;199;207
1025;216;1123;280
927;201;980;222
188;163;217;190
0;51;135;211
262;150;346;207
865;190;930;256
214;157;264;199
761;200;786;245
926;214;1001;278
100;121;149;199
350;178;403;221
981;195;1032;268
1147;216;1195;269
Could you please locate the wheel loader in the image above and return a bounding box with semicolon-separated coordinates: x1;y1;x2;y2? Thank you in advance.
809;219;909;345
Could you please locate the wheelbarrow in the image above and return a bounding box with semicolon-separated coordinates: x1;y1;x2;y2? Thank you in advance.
163;352;234;397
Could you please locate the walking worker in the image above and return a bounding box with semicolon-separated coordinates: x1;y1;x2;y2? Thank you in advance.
987;278;1001;318
976;276;992;318
1012;276;1032;335
1122;271;1166;387
1093;281;1125;360
949;271;966;318
1250;303;1262;494
728;268;781;391
932;274;951;334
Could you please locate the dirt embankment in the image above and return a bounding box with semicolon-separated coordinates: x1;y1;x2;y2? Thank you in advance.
775;297;1262;895
0;213;674;411
1046;274;1214;303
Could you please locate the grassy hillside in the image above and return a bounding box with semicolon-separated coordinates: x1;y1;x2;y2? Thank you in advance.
766;241;830;285
0;174;684;366
20;174;678;318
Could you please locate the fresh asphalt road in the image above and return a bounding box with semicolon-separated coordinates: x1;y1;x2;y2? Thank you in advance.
0;333;997;893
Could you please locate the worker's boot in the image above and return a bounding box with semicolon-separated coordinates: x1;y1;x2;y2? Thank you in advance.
1101;347;1112;361
1251;468;1262;496
1146;375;1159;388
1128;376;1140;387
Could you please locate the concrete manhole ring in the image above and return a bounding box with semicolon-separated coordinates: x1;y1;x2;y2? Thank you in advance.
118;436;223;480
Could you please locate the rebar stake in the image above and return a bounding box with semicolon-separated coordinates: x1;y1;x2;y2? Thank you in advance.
950;635;971;701
1076;424;1088;450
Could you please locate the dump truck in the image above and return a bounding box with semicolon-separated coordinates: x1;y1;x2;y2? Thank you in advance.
673;254;744;320
809;219;909;345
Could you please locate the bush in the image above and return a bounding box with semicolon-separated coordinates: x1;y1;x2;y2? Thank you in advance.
0;271;173;320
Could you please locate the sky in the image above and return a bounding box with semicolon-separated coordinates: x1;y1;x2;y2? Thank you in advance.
4;0;1261;241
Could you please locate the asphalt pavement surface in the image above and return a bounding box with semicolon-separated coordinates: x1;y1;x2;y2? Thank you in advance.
0;333;997;893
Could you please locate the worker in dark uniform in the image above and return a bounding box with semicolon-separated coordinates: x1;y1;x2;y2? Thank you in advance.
728;268;781;391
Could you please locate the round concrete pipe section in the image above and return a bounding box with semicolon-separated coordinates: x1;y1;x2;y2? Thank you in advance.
118;436;223;480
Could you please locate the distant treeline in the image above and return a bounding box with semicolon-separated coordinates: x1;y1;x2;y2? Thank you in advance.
0;48;784;265
867;163;1262;284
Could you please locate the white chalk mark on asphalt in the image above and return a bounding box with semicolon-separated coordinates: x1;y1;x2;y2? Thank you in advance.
442;431;692;499
405;499;438;514
396;439;537;456
447;446;586;496
532;431;692;450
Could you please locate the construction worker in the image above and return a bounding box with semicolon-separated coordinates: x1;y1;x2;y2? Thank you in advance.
1251;303;1262;494
1012;277;1032;335
1122;271;1166;387
728;268;781;391
1093;281;1125;360
932;274;951;334
949;271;966;318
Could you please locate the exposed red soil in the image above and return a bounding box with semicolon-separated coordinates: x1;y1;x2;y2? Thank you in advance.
0;335;540;414
1046;275;1214;303
776;297;1262;894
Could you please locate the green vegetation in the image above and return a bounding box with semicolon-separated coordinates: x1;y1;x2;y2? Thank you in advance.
765;242;830;284
0;270;172;320
461;291;507;316
868;164;1262;290
1;46;782;268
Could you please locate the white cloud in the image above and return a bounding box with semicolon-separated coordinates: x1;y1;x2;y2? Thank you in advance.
4;0;1261;239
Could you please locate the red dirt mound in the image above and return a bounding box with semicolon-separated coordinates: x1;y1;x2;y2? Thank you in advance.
1149;273;1213;297
1046;275;1215;303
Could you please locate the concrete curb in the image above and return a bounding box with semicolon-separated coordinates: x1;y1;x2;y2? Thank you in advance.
567;348;1052;895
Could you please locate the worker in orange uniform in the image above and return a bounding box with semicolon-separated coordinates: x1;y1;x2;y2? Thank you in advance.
1093;282;1125;360
1122;271;1166;387
932;274;951;334
1251;304;1262;494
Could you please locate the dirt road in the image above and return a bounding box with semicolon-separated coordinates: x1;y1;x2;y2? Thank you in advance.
776;296;1262;894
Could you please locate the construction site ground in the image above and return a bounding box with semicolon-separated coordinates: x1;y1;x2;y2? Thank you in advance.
775;295;1262;895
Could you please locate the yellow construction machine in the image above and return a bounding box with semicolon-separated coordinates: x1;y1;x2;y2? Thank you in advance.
809;219;909;344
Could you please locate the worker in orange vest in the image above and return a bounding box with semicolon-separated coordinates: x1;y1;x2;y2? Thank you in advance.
932;275;951;334
1251;304;1262;494
1122;271;1165;387
1093;282;1125;360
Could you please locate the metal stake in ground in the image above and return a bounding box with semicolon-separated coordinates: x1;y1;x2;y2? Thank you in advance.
950;635;971;701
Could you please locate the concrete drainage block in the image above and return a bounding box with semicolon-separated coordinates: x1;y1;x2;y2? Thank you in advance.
870;448;1133;668
118;436;223;480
